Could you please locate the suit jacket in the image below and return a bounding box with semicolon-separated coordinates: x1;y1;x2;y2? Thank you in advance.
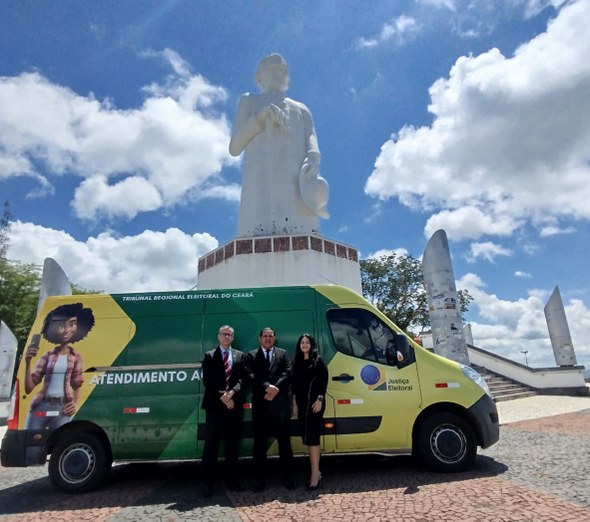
201;347;245;410
245;346;292;404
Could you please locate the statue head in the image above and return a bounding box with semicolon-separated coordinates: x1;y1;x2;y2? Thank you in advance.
255;53;290;92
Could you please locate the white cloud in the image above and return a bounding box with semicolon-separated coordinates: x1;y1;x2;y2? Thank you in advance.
465;241;512;263
196;182;241;202
418;0;456;10
73;176;163;220
417;0;568;32
357;15;420;48
523;0;570;18
539;224;576;237
7;221;218;293
514;270;532;278
365;1;590;242
365;247;410;260
424;206;520;241
460;273;545;330
0;49;239;222
458;272;590;368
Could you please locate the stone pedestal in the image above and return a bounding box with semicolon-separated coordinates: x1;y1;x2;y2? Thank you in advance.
197;234;362;293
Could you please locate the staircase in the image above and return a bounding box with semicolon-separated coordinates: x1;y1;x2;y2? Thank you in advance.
472;364;538;402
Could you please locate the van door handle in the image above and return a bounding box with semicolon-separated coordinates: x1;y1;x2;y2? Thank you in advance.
332;373;355;383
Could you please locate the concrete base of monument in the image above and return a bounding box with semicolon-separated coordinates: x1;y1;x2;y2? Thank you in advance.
197;234;362;293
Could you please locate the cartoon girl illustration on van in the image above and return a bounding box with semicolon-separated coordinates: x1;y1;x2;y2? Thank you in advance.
24;303;95;431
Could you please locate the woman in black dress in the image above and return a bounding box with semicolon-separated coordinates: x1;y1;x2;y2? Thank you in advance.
292;333;328;490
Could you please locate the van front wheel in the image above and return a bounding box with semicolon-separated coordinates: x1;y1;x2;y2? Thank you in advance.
49;431;111;493
417;413;476;472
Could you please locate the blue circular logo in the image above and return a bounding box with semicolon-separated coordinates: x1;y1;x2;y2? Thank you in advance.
360;365;381;386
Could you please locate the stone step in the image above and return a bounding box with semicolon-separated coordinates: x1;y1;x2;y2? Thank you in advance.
488;382;529;390
493;390;538;402
485;376;512;382
489;382;528;391
471;363;538;402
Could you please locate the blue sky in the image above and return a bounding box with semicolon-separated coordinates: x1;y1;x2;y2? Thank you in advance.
1;0;589;371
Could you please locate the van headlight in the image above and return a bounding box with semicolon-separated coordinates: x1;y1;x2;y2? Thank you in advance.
462;365;492;397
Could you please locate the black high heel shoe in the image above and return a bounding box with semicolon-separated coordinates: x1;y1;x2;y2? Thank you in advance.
307;473;322;491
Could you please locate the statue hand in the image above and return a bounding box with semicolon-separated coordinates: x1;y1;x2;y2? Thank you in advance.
256;104;286;128
301;151;320;178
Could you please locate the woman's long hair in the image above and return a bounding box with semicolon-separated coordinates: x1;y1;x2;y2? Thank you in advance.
294;333;319;368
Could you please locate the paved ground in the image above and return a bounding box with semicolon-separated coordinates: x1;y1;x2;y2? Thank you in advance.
1;395;589;521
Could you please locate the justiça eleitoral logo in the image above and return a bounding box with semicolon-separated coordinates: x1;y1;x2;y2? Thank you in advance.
360;364;387;391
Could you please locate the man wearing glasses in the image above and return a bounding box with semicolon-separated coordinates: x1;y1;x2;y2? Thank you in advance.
200;325;245;497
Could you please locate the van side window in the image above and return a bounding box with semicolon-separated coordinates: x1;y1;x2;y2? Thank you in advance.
327;308;396;365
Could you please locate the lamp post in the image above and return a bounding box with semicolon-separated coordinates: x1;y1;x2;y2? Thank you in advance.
520;350;529;366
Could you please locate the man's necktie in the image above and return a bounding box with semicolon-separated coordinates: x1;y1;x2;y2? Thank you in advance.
223;351;231;389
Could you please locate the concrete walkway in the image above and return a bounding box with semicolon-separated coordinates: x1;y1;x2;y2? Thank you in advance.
496;394;590;423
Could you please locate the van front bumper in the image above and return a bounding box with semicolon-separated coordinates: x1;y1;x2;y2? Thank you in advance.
1;429;48;467
468;394;500;449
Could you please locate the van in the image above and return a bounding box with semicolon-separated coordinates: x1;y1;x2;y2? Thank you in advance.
1;284;499;492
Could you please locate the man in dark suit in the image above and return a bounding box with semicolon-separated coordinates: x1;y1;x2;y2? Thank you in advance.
201;325;245;497
245;327;295;492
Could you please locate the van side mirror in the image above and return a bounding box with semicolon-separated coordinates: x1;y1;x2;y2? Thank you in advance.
386;334;410;367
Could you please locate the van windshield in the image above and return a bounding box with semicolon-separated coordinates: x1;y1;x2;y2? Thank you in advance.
327;308;396;365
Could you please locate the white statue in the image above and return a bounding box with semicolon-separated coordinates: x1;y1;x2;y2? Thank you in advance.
229;54;329;237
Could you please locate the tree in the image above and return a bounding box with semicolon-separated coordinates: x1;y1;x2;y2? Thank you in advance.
361;253;428;333
0;260;41;347
360;253;473;335
0;202;40;349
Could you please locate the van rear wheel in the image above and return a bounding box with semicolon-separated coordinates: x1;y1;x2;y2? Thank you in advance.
49;430;111;493
417;412;476;472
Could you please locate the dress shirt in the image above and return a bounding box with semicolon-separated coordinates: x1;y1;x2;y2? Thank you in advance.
221;347;233;367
